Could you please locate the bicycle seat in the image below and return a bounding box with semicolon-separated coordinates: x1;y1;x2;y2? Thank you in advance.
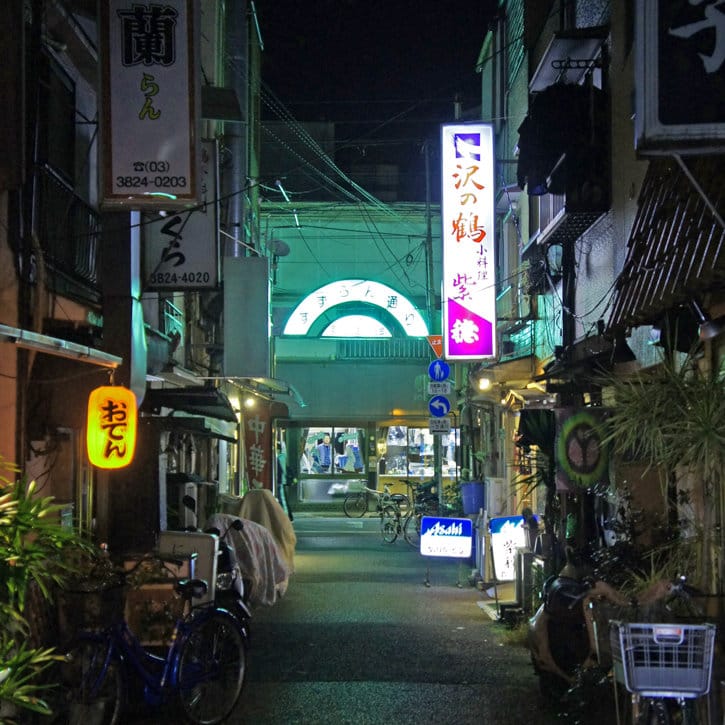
176;578;209;600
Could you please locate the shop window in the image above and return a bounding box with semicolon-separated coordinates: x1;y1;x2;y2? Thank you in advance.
296;426;365;476
37;52;76;183
377;426;460;480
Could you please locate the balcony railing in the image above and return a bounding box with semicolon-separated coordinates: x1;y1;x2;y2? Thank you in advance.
36;166;101;303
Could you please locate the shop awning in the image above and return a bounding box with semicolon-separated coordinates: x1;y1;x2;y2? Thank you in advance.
0;323;122;368
607;155;725;332
151;415;237;443
141;386;238;423
537;334;635;384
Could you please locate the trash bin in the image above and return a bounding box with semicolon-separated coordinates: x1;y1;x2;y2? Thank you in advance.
461;481;485;515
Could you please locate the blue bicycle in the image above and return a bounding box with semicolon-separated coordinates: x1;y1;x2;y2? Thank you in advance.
57;557;248;724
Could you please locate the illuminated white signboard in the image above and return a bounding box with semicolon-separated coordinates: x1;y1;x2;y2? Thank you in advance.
441;124;496;359
489;515;526;581
283;279;428;337
322;316;392;338
100;0;200;209
143;140;218;289
420;516;473;558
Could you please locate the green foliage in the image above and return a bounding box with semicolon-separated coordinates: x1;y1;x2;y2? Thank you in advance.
0;467;82;613
601;353;725;491
599;352;725;592
0;640;60;718
0;456;88;719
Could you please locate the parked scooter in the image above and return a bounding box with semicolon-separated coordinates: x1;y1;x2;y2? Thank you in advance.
179;496;252;636
528;549;689;700
204;516;252;637
528;555;629;697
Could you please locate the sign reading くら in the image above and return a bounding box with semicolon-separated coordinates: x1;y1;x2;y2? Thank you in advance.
441;124;496;360
420;516;473;558
143;140;219;290
100;0;200;209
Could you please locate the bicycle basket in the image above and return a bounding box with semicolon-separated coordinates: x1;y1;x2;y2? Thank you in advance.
610;621;716;698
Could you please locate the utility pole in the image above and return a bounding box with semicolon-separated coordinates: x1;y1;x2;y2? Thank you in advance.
424;139;435;331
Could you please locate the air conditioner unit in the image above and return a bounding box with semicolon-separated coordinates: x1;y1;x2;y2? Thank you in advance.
487;477;508;517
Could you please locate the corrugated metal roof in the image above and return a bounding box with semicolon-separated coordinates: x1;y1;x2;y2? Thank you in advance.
608;155;725;331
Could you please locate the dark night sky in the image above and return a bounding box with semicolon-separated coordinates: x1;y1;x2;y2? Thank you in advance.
256;0;498;124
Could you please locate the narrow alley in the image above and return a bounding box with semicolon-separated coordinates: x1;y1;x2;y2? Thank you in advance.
235;514;570;725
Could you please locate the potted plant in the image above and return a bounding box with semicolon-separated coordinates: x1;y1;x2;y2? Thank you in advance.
0;456;87;722
601;346;725;597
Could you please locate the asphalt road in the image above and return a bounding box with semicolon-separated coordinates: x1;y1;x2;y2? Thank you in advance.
123;513;622;724
232;514;570;724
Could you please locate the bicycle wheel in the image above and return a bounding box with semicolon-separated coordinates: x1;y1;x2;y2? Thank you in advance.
636;698;672;725
59;636;125;725
403;513;421;548
343;492;367;517
380;505;400;543
177;609;247;725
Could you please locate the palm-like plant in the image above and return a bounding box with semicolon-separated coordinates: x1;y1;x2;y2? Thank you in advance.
0;457;87;720
601;350;725;593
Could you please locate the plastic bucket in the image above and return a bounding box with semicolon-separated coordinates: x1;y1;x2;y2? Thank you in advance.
461;481;485;515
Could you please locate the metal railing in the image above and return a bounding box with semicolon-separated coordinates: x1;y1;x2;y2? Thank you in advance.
36;166;101;300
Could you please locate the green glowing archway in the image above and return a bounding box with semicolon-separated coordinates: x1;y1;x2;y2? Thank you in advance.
283;279;428;337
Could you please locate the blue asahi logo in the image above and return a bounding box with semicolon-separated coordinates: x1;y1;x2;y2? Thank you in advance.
426;520;464;536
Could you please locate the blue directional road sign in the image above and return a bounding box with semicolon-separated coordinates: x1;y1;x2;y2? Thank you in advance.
428;395;451;417
428;359;450;382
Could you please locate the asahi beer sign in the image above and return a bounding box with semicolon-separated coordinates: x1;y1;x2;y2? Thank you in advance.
441;124;496;360
636;0;725;151
143;141;219;290
100;1;200;208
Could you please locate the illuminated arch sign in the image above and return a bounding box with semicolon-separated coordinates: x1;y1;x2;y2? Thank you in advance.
283;279;428;336
441;124;496;359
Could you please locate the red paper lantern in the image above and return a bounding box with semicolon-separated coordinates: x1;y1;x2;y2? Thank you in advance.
86;385;137;469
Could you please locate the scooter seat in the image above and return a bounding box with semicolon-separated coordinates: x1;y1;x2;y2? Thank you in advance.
543;576;589;622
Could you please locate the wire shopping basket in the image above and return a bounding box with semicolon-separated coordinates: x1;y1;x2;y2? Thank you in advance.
610;621;717;699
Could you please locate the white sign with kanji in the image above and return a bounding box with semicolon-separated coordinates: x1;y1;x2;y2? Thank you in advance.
441;124;497;360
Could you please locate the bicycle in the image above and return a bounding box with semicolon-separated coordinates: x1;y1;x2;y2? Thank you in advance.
56;554;248;725
610;577;717;725
379;496;430;548
343;484;409;518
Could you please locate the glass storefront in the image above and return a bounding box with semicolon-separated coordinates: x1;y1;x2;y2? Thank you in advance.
285;425;368;502
281;422;462;504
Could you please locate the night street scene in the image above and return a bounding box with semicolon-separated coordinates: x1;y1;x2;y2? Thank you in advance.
1;1;724;724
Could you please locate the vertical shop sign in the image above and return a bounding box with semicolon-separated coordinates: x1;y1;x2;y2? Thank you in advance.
143;140;219;289
635;0;725;152
441;124;496;359
245;402;272;490
99;0;200;209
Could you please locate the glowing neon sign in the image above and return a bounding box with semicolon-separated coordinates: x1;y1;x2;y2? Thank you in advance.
283;279;428;336
441;124;496;359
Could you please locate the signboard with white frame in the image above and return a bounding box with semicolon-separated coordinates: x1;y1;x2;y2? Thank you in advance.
143;140;219;290
635;0;725;152
420;516;473;558
441;124;497;359
99;0;201;209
